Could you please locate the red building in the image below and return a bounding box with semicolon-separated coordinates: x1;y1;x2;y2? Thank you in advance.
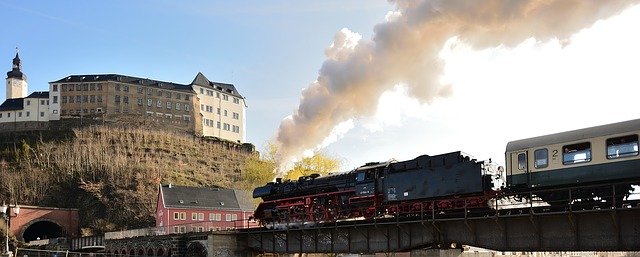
155;184;255;233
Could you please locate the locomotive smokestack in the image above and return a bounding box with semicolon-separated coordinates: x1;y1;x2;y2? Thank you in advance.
275;0;639;166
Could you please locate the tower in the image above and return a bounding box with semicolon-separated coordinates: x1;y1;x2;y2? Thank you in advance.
6;48;28;99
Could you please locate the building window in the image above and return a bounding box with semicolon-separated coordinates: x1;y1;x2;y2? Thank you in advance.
185;95;190;101
137;87;143;94
123;96;129;104
137;98;143;106
157;100;162;108
7;113;9;118
607;134;639;159
53;85;58;92
62;96;67;103
180;226;186;233
173;226;179;233
40;112;45;117
174;212;180;220
217;108;221;115
82;96;88;103
123;85;129;92
176;103;181;110
157;90;163;97
209;213;215;221
52;96;58;104
232;125;240;133
115;84;121;91
176;93;181;100
185;105;190;111
147;99;153;107
216;92;220;98
198;213;204;221
97;95;103;103
53;110;58;114
180;212;186;220
90;95;96;103
83;84;88;91
200;88;204;94
76;96;81;103
97;84;103;91
192;213;197;220
26;111;30;117
26;100;30;106
217;121;221;129
223;94;229;101
223;123;230;131
88;84;94;91
233;112;239;119
225;214;232;221
147;88;153;95
18;112;22;117
166;101;172;109
534;149;548;169
115;95;121;103
224;110;228;116
183;116;191;122
563;142;591;165
69;96;75;103
233;97;240;104
76;84;81;91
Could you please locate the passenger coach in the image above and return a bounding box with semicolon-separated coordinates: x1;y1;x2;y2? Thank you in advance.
505;118;640;204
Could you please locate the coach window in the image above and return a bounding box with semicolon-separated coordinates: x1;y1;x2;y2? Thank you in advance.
606;134;639;159
534;149;548;169
562;142;591;164
517;153;527;171
356;172;365;182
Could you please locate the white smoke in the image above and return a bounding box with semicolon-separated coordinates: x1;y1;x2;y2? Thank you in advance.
275;0;640;167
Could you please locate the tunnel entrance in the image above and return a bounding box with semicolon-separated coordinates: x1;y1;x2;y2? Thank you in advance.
22;220;64;242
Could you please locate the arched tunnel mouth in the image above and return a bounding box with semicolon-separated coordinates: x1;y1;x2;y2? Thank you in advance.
22;220;64;242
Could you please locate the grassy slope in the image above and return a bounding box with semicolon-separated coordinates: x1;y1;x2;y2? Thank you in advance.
0;126;253;235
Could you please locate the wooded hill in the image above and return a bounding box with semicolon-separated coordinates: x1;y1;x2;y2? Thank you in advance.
0;126;255;236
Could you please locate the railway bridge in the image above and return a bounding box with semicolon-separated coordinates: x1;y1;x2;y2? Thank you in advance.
52;204;640;257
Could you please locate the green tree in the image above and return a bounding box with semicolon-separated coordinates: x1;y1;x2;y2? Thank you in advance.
240;141;278;190
285;151;341;180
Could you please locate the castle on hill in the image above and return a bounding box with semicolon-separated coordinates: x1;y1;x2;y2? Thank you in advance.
0;50;247;143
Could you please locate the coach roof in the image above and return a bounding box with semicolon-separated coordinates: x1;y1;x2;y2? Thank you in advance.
506;118;640;152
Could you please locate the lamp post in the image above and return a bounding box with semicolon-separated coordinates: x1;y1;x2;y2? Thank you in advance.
0;203;20;257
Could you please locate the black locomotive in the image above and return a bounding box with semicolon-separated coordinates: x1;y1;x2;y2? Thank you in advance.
252;151;502;224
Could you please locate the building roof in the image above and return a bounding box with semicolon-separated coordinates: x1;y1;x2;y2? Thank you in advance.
50;74;194;93
27;91;49;98
160;184;253;211
191;72;243;98
0;98;24;111
506;118;640;152
0;92;49;111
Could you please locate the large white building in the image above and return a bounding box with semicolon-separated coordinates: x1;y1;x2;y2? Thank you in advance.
0;51;56;131
192;72;246;143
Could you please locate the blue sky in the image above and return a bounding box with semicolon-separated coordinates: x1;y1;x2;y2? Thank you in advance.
3;1;640;171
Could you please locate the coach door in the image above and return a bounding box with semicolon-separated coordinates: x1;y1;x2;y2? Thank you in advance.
508;151;530;187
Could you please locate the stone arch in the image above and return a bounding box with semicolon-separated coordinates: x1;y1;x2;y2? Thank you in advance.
121;249;127;256
129;249;135;256
20;218;65;242
137;248;145;256
185;241;207;257
146;248;154;256
156;248;165;256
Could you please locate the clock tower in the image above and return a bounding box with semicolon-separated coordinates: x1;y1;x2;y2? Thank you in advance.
6;48;28;99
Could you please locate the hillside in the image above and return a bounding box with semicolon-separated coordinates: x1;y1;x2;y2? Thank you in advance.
0;126;255;235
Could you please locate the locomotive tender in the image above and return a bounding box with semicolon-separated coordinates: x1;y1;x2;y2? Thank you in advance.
252;118;640;225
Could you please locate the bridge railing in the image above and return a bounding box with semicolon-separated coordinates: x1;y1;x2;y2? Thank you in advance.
104;218;259;240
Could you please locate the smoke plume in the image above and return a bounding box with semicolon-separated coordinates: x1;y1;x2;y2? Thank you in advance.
276;0;639;164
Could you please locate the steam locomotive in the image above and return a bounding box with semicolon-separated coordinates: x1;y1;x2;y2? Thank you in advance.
252;119;640;225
